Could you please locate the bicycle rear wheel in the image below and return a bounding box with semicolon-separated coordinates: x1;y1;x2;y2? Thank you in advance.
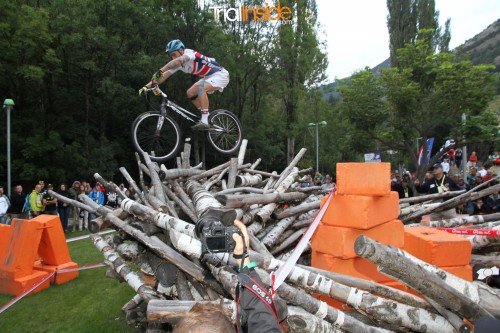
131;111;182;162
206;109;243;155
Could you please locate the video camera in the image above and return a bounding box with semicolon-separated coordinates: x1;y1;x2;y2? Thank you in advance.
195;208;240;253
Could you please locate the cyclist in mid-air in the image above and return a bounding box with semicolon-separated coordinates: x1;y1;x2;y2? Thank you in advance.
139;39;229;129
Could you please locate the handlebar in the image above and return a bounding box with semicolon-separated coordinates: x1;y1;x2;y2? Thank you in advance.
147;85;167;98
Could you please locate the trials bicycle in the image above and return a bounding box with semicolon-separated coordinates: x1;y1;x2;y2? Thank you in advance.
131;86;243;162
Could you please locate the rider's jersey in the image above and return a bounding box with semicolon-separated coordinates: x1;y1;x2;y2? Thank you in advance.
168;49;224;77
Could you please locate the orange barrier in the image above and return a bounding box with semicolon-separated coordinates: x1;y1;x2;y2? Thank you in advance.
0;219;45;280
322;192;399;229
0;215;78;296
33;261;79;285
312;251;395;282
0;224;13;261
440;265;473;282
404;227;472;266
336;163;391;196
311;219;404;259
35;215;73;265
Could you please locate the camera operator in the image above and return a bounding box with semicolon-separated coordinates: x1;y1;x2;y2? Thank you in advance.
174;219;285;333
231;219;284;333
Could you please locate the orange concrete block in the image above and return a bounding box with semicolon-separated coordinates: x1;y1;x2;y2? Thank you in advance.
33;261;79;284
336;163;391;196
311;220;404;259
312;251;394;282
0;223;12;260
441;265;473;282
322;192;399;229
0;270;51;296
0;219;44;279
34;215;72;265
404;227;472;266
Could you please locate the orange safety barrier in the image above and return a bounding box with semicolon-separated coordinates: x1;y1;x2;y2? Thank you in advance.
311;219;404;259
35;215;73;265
404;227;472;266
0;215;78;296
336;163;391;196
0;219;45;280
440;265;473;282
0;223;13;260
312;251;395;283
321;192;399;229
33;261;79;285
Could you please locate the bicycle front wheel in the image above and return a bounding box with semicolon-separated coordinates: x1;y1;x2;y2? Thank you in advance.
131;111;182;162
206;109;243;155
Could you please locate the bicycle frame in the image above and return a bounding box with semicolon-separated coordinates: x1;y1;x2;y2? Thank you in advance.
152;86;200;124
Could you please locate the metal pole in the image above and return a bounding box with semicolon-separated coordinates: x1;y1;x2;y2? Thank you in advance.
7;106;11;197
462;113;467;181
315;123;319;172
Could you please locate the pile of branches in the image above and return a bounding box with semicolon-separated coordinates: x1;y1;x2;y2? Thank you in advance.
51;141;500;333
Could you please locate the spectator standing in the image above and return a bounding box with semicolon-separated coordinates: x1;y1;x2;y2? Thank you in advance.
42;184;58;216
467;168;478;187
441;159;450;175
57;184;71;232
455;148;463;169
448;148;455;166
77;184;89;230
29;184;44;217
89;183;104;223
68;181;81;231
478;166;487;178
469;152;478;169
89;184;105;205
396;178;414;199
321;175;334;192
414;163;460;220
0;186;10;224
7;185;25;219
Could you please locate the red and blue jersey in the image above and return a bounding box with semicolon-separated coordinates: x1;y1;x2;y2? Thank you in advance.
169;49;223;77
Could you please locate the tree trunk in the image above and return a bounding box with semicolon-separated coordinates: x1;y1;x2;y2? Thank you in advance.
354;235;500;322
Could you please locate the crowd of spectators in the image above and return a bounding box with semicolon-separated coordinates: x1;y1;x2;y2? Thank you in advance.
391;152;500;217
293;171;336;192
0;179;135;232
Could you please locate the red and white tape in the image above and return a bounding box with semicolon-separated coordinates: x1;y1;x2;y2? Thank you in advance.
437;228;500;237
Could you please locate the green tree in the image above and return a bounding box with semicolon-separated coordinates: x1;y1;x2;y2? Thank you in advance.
339;33;496;178
387;0;451;66
274;0;328;164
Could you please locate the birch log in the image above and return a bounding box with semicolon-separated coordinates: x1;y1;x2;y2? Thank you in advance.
82;196;226;295
405;213;500;228
90;234;161;301
354;235;500;321
399;190;465;204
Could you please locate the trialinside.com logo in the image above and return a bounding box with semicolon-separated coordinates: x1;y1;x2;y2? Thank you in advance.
209;1;293;23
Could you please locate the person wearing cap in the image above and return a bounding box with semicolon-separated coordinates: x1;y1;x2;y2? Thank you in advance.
414;162;460;219
42;184;58;216
395;176;414;199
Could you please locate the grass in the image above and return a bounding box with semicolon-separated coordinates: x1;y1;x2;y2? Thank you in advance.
0;228;137;333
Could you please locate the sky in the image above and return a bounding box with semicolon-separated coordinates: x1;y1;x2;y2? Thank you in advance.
316;0;500;81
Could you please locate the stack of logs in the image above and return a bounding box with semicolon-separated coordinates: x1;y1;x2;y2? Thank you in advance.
51;140;500;333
